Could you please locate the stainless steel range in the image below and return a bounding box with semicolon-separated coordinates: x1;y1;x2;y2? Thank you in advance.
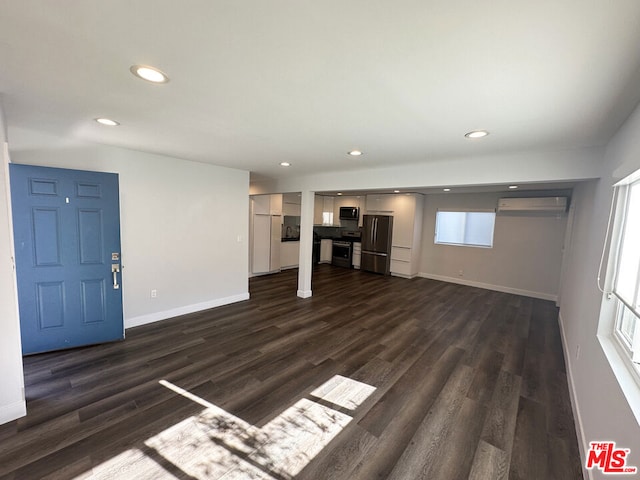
331;240;352;268
331;230;361;268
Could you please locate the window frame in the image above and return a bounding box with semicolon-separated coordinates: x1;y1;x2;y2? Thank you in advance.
611;177;640;365
434;209;496;248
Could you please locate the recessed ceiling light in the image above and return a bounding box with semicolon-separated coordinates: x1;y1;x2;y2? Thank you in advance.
279;162;291;167
348;150;363;156
130;65;170;84
508;185;519;189
337;192;343;196
394;190;400;193
465;130;489;139
95;118;119;126
443;188;451;192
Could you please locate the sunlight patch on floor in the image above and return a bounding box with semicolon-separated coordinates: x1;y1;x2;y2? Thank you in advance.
310;374;377;411
76;375;375;479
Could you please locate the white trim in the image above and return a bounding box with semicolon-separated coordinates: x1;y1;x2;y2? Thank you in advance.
125;292;250;329
598;332;640;426
0;399;26;425
391;272;418;279
558;312;592;480
250;270;281;278
1;143;26;427
297;289;312;299
417;272;558;302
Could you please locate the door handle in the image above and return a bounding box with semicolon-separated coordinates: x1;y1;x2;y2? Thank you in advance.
111;264;120;290
374;218;378;243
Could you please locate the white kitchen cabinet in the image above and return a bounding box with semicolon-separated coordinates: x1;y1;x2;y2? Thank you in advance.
270;194;283;215
280;241;300;269
253;194;270;215
314;194;324;225
283;202;301;216
389;194;424;278
320;239;333;263
366;194;396;213
322;196;335;225
390;246;411;278
283;193;301;216
390;258;412;277
352;242;361;269
314;195;336;225
390;246;412;262
252;213;281;274
392;194;418;248
253;194;283;215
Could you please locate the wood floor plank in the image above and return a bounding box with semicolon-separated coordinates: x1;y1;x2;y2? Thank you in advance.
385;361;476;480
468;440;509;480
509;396;549;480
480;369;522;453
0;265;582;480
351;346;467;479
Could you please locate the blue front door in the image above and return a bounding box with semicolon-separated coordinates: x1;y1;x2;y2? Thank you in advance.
10;164;124;355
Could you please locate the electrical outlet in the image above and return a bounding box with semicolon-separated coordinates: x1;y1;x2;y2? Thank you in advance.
151;289;157;298
458;269;464;277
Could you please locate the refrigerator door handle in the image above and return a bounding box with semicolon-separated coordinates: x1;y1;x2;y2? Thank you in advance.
362;251;387;256
373;217;378;245
370;218;375;246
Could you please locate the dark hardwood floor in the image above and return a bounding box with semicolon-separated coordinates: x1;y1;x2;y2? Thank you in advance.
0;265;583;479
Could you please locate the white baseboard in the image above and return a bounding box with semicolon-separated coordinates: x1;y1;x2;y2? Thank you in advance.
417;272;558;302
297;289;312;299
125;292;250;329
391;272;418;279
249;270;281;278
558;312;591;480
0;399;26;425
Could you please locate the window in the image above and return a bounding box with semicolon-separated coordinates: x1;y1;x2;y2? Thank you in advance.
322;211;334;226
435;211;496;248
613;178;640;363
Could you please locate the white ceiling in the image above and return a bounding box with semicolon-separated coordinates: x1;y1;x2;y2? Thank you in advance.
2;1;640;182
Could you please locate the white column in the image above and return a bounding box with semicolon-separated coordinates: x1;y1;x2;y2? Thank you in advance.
297;190;314;298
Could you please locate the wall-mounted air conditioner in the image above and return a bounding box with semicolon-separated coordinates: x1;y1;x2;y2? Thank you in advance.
497;196;568;213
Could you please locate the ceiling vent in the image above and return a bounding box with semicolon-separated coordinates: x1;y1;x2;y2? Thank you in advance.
497;196;568;213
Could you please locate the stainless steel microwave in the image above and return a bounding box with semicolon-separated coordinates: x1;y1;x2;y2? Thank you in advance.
339;207;359;220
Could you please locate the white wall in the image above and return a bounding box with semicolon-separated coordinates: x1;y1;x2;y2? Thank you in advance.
559;103;640;478
10;141;250;329
419;192;568;301
0;99;26;424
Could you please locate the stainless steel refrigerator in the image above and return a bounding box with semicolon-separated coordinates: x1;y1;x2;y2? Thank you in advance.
361;214;393;275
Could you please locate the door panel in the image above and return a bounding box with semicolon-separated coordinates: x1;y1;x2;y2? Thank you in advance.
32;208;61;265
36;282;65;328
10;164;124;355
